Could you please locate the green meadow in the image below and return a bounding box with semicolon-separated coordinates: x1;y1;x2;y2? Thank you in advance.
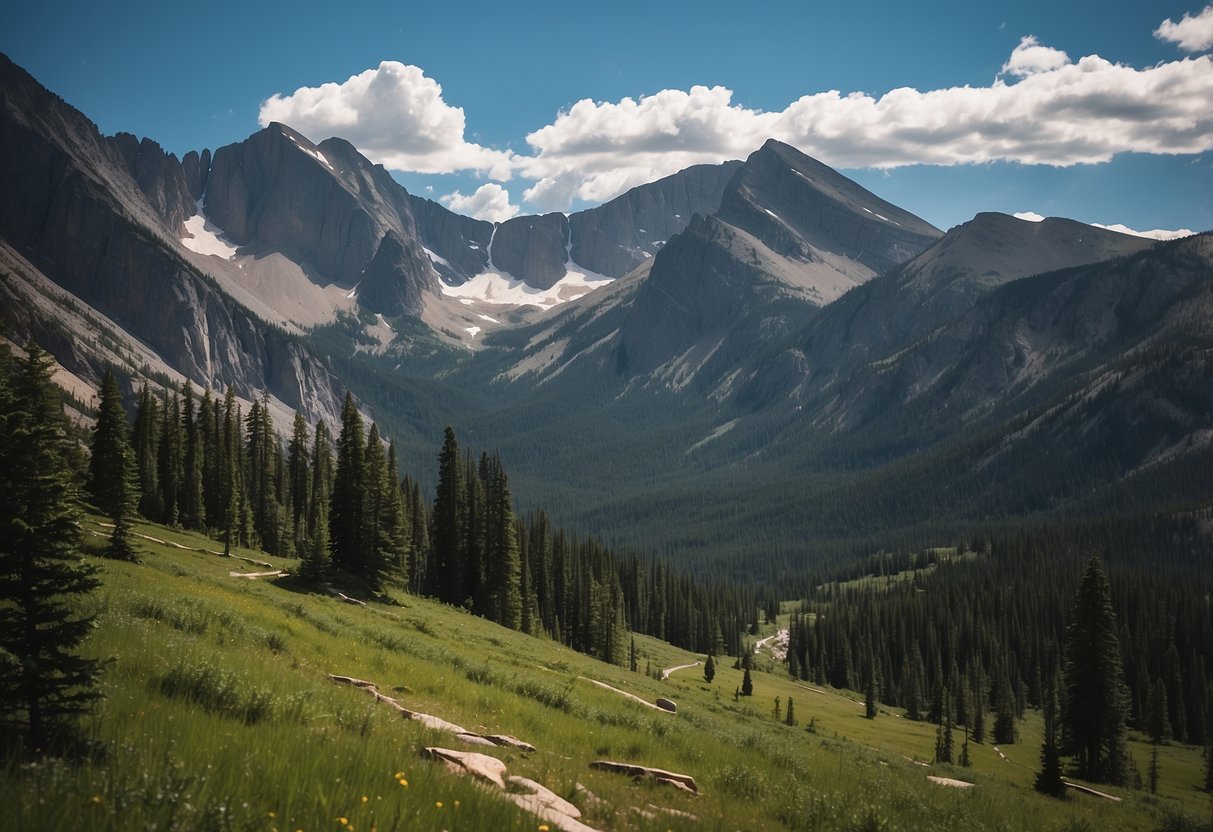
4;516;1210;831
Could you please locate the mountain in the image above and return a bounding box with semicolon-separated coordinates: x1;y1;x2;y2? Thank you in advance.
0;54;346;426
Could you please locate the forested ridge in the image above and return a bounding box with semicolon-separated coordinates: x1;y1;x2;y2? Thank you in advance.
98;373;758;664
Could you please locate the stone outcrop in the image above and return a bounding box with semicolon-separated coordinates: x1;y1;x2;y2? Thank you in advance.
181;148;211;202
357;231;436;318
407;194;492;283
490;213;570;289
204;124;438;307
589;760;698;793
569;160;742;276
106;131;196;230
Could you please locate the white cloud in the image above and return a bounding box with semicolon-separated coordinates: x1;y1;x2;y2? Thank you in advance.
517;48;1213;209
1014;211;1046;222
259;61;513;179
1089;222;1195;240
1001;35;1071;77
1156;5;1213;52
440;183;520;223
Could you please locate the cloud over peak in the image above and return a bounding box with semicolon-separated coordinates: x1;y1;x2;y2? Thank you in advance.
259;61;513;180
440;184;520;223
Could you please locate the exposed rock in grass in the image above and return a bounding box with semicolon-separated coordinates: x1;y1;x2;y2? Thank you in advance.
456;733;498;747
1064;782;1122;802
927;776;974;788
655;697;677;713
423;747;507;788
589;760;698;793
507;776;581;818
229;570;287;579
484;734;536;752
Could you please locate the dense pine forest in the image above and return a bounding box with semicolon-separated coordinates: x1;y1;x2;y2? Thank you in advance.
94;369;758;664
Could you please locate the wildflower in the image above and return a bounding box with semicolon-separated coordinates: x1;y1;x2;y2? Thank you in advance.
393;772;404;780
435;801;443;809
453;800;460;809
539;826;550;832
336;817;348;825
90;795;103;805
361;796;368;804
398;779;409;788
268;810;276;817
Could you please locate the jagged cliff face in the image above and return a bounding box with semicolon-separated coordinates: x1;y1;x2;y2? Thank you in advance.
0;55;346;425
612;140;943;385
204;124;439;315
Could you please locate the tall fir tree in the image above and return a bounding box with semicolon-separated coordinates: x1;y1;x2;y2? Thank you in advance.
1035;680;1067;797
87;368;128;517
156;390;182;526
131;383;161;520
430;426;466;603
179;381;205;531
0;344;103;744
287;411;311;560
1062;557;1131;785
329;393;365;575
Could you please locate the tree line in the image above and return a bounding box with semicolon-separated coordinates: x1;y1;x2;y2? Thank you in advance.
92;375;756;665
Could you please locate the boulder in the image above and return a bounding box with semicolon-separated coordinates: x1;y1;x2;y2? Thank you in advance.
423;747;507;789
507;776;581;819
655;698;677;713
589;760;697;794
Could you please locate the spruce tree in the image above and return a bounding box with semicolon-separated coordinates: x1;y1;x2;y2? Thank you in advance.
0;343;103;744
219;388;241;557
329;394;365;575
131;383;161;520
179;381;205;531
1063;557;1131;785
704;654;716;684
741;651;754;696
87;367;127;517
288;411;311;560
1035;681;1067;797
1148;677;1170;794
156;390;182;526
786;696;796;727
431;426;466;603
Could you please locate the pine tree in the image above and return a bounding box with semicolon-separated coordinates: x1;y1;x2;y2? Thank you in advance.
431;426;466;603
156;390;182;526
741;651;754;696
287;411;311;560
300;419;332;583
359;423;389;586
179;381;205;531
88;369;140;561
382;441;410;587
87;367;127;517
483;456;521;628
1148;677;1170;794
330;394;365;575
219;388;241;557
786;696;796;727
704;654;716;684
1035;681;1066;797
131;383;161;520
0;343;103;744
1063;557;1131;785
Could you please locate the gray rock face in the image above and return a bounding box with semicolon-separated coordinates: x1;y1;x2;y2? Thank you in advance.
408;195;492;283
0;53;345;423
205;124;437;304
106;132;196;230
569;161;742;276
716;139;941;276
490;213;569;289
357;232;435;317
181;148;211;202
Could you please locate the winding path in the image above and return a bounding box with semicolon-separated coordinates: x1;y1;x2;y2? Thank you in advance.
660;661;700;680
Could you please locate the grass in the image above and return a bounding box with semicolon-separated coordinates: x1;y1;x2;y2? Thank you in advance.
4;515;1212;831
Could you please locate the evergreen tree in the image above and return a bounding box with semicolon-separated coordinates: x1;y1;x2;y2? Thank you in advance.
329;394;365;575
960;728;972;768
88;369;140;561
179;381;205;531
785;696;796;726
1062;557;1131;785
430;426;466;603
288;411;311;560
704;654;716;684
382;441;410;587
131;383;161;520
156;390;182;526
483;456;521;628
219;388;241;557
87;367;128;517
741;651;754;696
0;344;103;744
1035;681;1067;798
1148;678;1170;795
359;423;389;586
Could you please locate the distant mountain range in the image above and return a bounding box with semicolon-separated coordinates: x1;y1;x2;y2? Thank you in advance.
2;52;1209;573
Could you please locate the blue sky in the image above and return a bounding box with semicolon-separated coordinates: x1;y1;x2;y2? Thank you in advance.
5;0;1211;234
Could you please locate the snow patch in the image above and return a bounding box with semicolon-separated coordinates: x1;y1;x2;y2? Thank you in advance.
287;135;333;170
465;326;481;338
181;201;238;259
346;285;358;299
477;313;501;323
440;264;612;311
423;247;451;268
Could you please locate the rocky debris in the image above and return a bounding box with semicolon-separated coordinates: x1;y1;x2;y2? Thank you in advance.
423;747;508;789
927;776;974;788
589;760;698;794
655;698;677;714
490;213;570;289
574;783;606;811
455;733;498;748
229;570;287;579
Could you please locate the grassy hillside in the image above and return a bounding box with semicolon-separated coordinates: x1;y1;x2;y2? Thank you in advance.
4;517;1209;831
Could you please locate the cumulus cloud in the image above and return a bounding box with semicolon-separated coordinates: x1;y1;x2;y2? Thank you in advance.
1089;222;1195;240
1001;35;1071;77
259;61;513;179
1156;5;1213;52
517;48;1213;210
440;183;520;223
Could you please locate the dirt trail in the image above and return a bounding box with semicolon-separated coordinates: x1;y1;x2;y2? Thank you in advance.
660;661;700;680
580;677;671;712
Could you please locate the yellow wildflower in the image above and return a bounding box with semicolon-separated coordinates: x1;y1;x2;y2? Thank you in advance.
361;796;368;804
435;801;443;809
